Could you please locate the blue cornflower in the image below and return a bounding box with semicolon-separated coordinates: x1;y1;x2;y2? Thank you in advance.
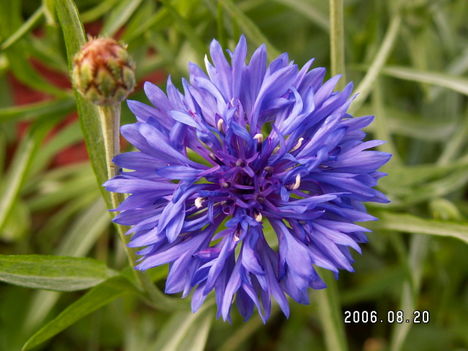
104;36;390;322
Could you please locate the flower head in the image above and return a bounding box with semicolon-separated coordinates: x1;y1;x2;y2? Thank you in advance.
104;36;390;322
72;37;135;105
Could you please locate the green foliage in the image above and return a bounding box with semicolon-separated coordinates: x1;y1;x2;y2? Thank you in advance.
0;255;116;291
0;0;467;350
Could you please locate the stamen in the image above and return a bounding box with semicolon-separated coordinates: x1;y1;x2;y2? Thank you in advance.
209;152;224;165
217;119;224;131
253;133;263;143
255;212;263;222
235;159;245;167
290;174;301;190
291;137;304;152
195;197;205;209
264;166;274;176
234;231;241;241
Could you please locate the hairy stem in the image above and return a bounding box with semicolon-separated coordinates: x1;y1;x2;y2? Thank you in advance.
98;104;183;311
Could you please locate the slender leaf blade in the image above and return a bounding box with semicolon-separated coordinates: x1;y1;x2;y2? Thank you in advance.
0;255;116;291
381;66;468;96
21;276;135;351
217;0;280;58
369;212;468;244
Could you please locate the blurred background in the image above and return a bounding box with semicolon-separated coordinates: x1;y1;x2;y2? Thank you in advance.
0;0;467;350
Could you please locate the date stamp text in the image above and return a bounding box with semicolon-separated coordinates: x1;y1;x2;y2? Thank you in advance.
344;310;430;324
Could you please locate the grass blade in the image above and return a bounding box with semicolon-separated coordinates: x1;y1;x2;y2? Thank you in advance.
0;255;116;291
368;212;468;244
314;270;348;351
101;0;143;37
0;122;52;231
0;5;44;50
351;15;401;113
217;0;280;58
272;0;328;32
381;66;468;96
0;98;74;123
148;306;214;351
21;276;136;351
389;236;428;351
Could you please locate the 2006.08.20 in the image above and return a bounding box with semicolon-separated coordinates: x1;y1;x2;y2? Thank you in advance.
344;310;430;324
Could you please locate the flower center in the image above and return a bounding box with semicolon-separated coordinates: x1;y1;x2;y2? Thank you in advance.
199;152;282;221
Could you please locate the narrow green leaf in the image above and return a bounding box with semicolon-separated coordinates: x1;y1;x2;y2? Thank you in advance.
162;1;206;58
0;200;30;242
101;0;143;37
390;236;428;351
176;309;213;351
57;199;108;256
272;0;329;32
0;122;52;232
55;0;111;207
148;306;214;351
314;270;348;351
219;314;265;351
0;98;74;122
217;0;280;58
122;6;171;42
368;212;468;244
0;5;44;50
381;66;468;96
438;109;468;165
43;0;56;25
22;276;135;351
0;255;116;291
23;199;107;333
5;46;69;98
350;15;401;113
80;0;119;23
29;120;82;175
429;48;468;100
363;105;457;141
341;266;406;305
379;160;468;191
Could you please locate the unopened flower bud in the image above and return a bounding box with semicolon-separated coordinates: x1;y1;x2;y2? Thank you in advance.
72;38;135;105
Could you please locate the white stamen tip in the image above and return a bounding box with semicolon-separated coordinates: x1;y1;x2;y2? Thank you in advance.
291;174;301;190
255;212;263;222
217;119;224;131
234;232;241;242
195;197;205;209
253;133;264;143
291;137;304;152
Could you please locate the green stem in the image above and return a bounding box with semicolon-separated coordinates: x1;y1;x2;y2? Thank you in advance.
97;104;184;311
98;105;135;266
329;0;346;88
350;15;401;113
